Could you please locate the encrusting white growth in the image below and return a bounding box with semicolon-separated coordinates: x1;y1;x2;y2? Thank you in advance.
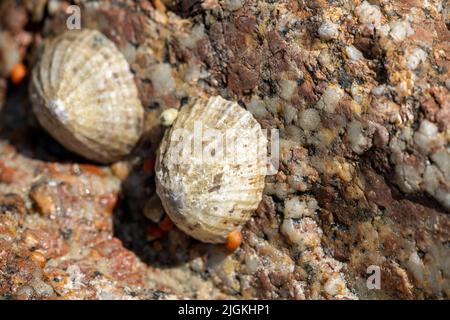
389;20;414;42
345;45;364;61
155;96;268;243
406;48;427;70
355;1;382;28
317;21;339;41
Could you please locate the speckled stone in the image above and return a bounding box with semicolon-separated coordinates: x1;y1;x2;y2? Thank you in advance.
0;0;448;300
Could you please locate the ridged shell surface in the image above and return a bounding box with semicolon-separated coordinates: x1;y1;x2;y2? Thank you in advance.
29;29;144;164
155;96;267;243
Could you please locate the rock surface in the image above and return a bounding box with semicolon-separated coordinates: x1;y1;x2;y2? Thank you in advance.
0;0;448;299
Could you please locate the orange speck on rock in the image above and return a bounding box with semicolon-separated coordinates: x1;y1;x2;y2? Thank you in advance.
158;215;173;232
143;158;155;173
0;162;15;184
30;251;47;268
110;161;130;180
153;0;166;13
89;249;102;259
225;230;243;251
10;63;27;84
79;164;106;177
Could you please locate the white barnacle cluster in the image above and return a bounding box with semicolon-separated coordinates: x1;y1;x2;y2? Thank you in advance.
388;20;414;43
406;47;428;71
355;1;416;42
280;195;356;299
390;121;450;210
355;1;382;29
281;196;321;251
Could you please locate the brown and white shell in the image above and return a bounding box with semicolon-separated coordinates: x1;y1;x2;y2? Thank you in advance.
155;96;268;243
29;29;144;164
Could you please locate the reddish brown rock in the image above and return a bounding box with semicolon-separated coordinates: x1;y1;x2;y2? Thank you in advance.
0;0;448;300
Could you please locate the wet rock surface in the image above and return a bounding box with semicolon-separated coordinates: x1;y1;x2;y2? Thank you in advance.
0;0;448;299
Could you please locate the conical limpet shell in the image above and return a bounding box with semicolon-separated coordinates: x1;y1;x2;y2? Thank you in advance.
29;29;144;164
155;96;268;243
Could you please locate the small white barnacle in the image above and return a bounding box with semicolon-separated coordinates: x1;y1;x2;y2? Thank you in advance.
29;29;144;164
160;108;179;127
155;96;268;244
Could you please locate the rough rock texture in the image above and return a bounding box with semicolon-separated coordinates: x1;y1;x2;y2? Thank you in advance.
0;0;449;299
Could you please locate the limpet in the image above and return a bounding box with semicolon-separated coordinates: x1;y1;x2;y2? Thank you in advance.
155;96;267;243
29;29;144;164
